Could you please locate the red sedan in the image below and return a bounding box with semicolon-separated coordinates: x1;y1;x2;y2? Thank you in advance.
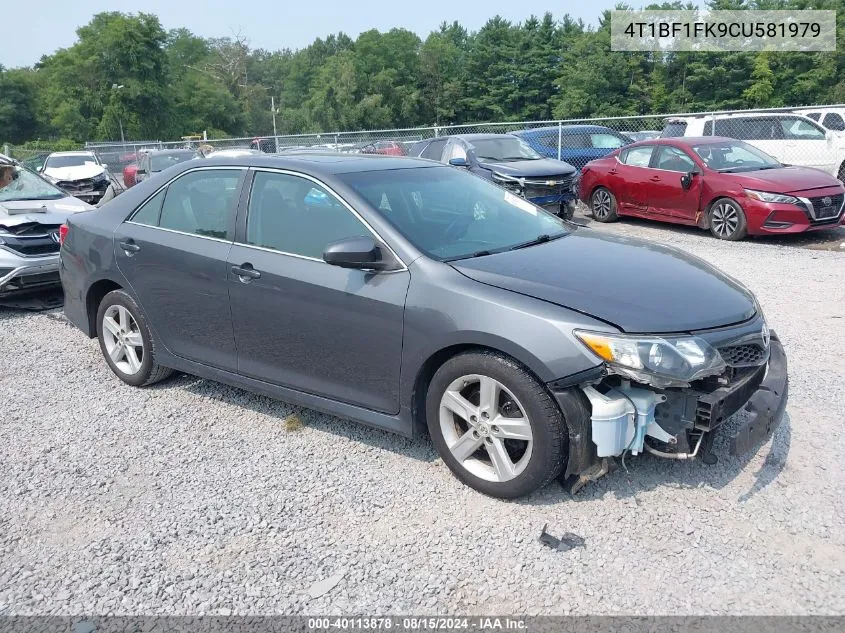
578;136;845;240
359;141;406;156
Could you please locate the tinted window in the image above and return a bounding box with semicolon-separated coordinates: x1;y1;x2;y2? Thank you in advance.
560;133;589;148
421;139;447;160
805;112;821;121
339;166;569;261
130;189;166;226
822;113;845;130
703;121;713;135
714;117;781;141
655;146;696;172
245;171;370;259
660;122;687;138
590;133;626;149
621;146;654;167
159;169;241;239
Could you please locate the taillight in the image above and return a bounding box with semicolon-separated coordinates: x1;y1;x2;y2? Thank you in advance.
59;224;69;245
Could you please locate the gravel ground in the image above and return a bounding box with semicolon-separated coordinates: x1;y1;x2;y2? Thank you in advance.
1;211;844;616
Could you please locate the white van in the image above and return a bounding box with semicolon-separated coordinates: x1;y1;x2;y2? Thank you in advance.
661;112;845;181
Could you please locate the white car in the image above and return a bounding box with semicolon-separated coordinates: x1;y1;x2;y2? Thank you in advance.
661;112;845;181
794;107;845;134
40;151;112;204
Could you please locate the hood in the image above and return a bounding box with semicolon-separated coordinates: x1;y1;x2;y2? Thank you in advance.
0;197;93;224
43;164;106;181
734;166;843;194
451;231;756;333
478;158;577;178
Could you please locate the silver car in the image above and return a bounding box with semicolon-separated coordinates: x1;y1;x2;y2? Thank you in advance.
0;160;93;298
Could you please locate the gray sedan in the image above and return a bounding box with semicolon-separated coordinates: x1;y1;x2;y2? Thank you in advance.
59;154;787;498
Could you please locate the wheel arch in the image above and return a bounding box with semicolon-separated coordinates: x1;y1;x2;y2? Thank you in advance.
85;278;123;338
410;342;553;439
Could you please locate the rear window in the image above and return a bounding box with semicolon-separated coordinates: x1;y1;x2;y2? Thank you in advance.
620;145;654;167
661;122;687;138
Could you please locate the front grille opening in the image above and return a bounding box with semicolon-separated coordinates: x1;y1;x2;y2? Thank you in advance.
719;344;767;367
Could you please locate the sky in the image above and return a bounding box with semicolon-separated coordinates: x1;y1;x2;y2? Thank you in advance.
3;0;634;68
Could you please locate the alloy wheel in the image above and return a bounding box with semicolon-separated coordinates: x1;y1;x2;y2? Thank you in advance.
102;305;144;375
711;202;739;238
592;190;611;219
438;374;533;483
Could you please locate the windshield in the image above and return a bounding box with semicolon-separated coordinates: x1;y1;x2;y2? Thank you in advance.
45;154;98;169
0;166;66;202
692;140;782;172
470;137;542;162
151;151;197;172
338;166;569;261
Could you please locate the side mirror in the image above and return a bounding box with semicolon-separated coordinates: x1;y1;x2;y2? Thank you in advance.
323;236;390;271
102;163;109;170
680;169;699;190
448;157;468;167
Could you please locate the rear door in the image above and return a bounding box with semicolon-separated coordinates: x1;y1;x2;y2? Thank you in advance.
115;167;246;371
227;169;410;414
648;145;701;220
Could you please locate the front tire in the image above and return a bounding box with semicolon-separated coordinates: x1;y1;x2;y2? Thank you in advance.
590;187;618;222
96;290;173;387
426;351;567;499
708;198;747;241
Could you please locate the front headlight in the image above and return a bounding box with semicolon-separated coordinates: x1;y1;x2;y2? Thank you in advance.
574;330;726;387
744;189;799;204
92;171;108;183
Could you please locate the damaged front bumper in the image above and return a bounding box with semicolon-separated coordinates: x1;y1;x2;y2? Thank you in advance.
549;331;788;490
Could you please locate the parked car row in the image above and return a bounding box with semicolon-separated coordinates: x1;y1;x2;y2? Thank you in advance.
56;151;788;499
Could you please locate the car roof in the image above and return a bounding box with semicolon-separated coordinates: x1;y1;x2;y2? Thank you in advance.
517;125;623;134
49;150;96;156
197;153;439;175
432;133;519;141
666;112;811;122
627;136;740;147
145;149;197;155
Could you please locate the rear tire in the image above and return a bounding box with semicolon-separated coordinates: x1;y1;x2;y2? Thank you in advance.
96;290;173;387
708;198;747;241
426;351;567;499
590;187;618;222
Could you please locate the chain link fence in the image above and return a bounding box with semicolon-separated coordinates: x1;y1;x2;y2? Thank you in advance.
140;104;845;181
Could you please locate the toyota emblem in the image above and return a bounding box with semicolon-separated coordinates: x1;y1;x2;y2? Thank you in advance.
761;322;771;349
823;196;832;206
50;230;61;244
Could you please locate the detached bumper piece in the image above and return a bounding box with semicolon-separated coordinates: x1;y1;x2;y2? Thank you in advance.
729;336;788;455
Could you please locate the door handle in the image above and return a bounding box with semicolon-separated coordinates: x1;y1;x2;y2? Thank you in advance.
649;176;661;181
231;264;261;282
119;240;140;255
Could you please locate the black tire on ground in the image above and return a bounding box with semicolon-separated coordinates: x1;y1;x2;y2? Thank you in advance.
426;351;568;499
708;198;748;241
96;289;173;387
590;187;618;222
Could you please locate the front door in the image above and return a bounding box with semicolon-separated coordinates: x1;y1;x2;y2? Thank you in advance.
648;145;701;220
115;167;245;371
614;145;655;214
227;169;410;414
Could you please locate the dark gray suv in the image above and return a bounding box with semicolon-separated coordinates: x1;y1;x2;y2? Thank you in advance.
59;154;788;499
